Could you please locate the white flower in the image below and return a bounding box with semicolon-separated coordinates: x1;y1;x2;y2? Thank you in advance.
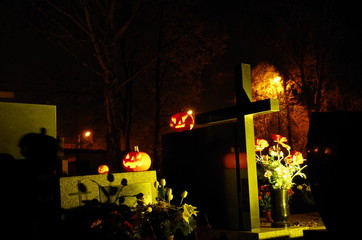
160;178;166;187
181;191;188;199
166;188;173;201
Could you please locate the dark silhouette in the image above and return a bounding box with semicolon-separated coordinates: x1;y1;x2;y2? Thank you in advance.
4;128;61;239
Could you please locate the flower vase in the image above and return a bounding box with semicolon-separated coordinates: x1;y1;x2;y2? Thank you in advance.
271;189;290;228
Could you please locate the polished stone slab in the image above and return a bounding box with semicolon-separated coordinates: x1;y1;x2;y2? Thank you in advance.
59;171;157;209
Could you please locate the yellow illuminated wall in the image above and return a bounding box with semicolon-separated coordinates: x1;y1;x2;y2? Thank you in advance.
0;102;56;159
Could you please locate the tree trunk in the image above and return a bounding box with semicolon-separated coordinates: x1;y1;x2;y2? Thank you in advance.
104;85;122;172
153;4;164;173
124;81;133;152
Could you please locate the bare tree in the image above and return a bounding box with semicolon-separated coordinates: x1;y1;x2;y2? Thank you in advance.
29;0;160;170
249;1;362;152
129;1;227;171
30;0;227;171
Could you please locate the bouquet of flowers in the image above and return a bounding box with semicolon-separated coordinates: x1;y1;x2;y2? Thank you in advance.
62;175;198;240
138;179;198;239
255;134;307;190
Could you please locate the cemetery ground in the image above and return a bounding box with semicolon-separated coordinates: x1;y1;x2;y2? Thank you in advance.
2;168;327;240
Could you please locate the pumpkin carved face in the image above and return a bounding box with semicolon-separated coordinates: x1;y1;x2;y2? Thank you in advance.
98;164;109;174
122;146;151;172
170;111;194;132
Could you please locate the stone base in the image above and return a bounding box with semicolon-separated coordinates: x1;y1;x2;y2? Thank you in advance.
211;212;325;239
303;229;356;240
212;227;313;240
271;221;291;228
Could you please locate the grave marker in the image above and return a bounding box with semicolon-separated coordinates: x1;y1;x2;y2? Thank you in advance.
163;63;279;231
59;171;158;209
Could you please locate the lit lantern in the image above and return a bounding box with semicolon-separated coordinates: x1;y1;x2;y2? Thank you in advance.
122;146;151;172
223;148;247;169
170;110;195;132
98;164;109;174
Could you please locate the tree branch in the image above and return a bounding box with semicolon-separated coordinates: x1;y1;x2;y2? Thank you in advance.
119;16;210;88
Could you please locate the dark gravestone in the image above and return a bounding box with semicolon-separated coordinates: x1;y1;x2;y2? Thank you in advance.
163;122;248;230
306;111;362;233
162;63;279;231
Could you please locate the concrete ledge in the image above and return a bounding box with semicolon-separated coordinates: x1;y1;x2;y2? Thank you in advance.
211;212;326;240
212;226;314;240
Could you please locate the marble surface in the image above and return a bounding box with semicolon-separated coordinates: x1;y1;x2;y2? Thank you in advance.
59;171;158;209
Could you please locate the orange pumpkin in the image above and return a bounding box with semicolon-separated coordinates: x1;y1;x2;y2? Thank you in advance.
98;164;109;174
223;149;247;169
170;110;194;132
122;146;151;172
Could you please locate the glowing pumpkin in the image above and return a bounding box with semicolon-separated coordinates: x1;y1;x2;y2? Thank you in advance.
98;164;109;174
122;146;151;172
223;148;247;169
170;110;194;132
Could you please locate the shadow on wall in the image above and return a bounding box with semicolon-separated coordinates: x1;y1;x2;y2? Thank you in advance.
1;129;61;240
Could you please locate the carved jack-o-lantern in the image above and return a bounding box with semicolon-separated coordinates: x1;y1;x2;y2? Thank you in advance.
223;148;247;169
122;146;151;172
98;164;109;174
170;110;194;132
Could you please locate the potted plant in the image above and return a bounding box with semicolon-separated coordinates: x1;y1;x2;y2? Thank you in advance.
255;134;307;227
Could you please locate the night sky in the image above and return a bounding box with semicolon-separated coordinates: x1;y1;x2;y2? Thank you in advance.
1;0;361;143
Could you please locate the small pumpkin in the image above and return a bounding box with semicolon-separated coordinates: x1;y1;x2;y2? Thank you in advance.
97;164;109;174
122;146;151;172
170;110;194;132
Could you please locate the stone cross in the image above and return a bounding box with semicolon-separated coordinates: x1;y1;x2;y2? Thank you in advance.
196;63;279;230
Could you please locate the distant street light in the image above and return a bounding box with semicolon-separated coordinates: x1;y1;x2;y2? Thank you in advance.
78;130;93;149
270;75;284;95
83;130;92;138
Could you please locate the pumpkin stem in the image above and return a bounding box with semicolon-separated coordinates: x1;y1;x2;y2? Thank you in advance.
134;146;139;152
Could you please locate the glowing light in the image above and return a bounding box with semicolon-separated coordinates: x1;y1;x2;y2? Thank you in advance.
273;76;282;83
83;130;92;138
252;63;285;99
265;75;284;96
